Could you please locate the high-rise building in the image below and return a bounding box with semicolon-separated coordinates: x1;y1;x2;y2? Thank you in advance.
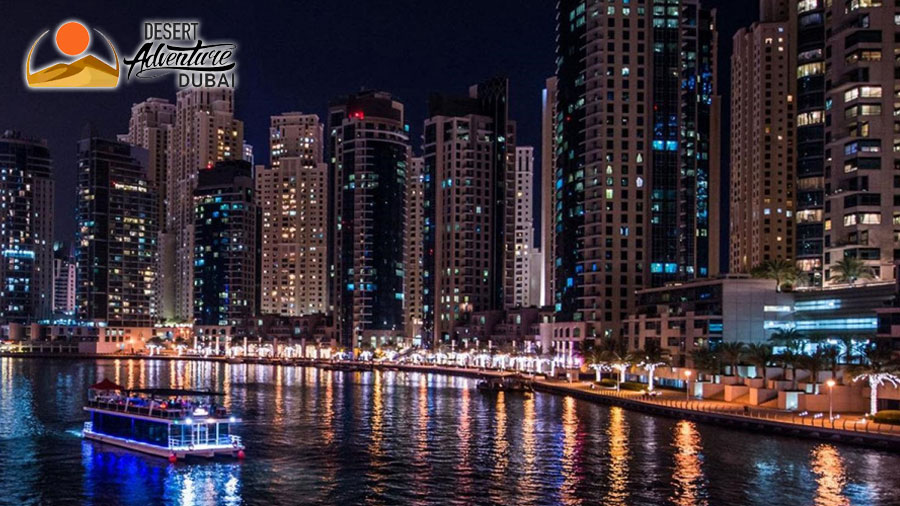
243;142;254;166
329;91;410;348
792;0;825;284
818;1;897;286
258;112;328;316
513;146;535;307
168;88;244;322
120;97;176;321
76;136;157;327
423;78;517;346
730;2;795;273
541;77;558;308
405;156;425;345
553;0;720;345
52;241;76;318
0;131;53;323
193;160;257;326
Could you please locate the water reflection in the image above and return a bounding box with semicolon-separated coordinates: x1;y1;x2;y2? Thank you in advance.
605;405;630;506
670;420;708;506
811;444;849;506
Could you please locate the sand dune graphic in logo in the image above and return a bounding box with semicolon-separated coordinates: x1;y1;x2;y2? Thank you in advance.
26;21;119;88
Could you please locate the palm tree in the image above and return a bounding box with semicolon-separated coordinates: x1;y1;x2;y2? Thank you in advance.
837;335;859;365
745;343;774;381
830;256;875;286
769;328;805;350
603;351;629;389
690;348;720;382
776;349;802;389
633;346;671;392
586;347;608;382
751;258;799;292
820;344;840;382
848;346;900;415
798;350;827;394
719;342;746;377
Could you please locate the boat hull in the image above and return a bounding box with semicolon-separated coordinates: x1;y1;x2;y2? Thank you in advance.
84;429;243;460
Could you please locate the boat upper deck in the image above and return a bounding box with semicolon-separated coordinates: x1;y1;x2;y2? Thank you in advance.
85;388;233;422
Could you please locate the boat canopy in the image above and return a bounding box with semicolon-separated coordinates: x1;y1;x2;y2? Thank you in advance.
90;379;124;391
126;388;226;397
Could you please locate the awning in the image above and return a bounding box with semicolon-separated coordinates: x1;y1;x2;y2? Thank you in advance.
90;379;124;391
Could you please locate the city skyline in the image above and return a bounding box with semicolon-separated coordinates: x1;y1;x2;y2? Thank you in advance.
1;0;752;244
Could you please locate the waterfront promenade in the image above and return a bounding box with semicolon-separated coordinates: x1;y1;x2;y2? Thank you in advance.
3;351;899;450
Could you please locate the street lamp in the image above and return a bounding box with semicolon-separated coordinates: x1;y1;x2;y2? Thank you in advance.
684;370;692;401
826;379;836;420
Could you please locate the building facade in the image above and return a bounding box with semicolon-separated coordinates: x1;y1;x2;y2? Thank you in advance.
258;112;328;316
423;78;517;346
730;3;795;273
0;131;53;323
120;97;176;321
329;91;410;348
193;160;257;327
513;146;535;308
76;137;157;327
541;77;558;308
168;88;244;322
405;156;425;345
52;241;76;318
552;0;720;345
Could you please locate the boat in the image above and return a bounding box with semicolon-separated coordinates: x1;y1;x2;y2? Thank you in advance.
476;375;534;393
82;379;244;462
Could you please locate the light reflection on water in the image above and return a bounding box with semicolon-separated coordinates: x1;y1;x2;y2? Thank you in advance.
1;357;899;505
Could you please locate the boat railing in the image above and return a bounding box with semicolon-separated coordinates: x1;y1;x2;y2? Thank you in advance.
167;433;242;449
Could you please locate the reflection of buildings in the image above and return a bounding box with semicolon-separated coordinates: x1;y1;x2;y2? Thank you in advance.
76;136;157;327
0;131;53;324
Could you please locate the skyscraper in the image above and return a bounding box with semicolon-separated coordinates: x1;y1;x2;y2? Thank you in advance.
513;146;535;308
193;160;257;326
76;136;157;327
258;112;328;316
121;97;176;321
329;91;410;348
423;78;517;345
819;1;897;285
52;241;76;318
793;0;825;283
405;156;425;345
168;88;244;322
553;0;719;345
0;131;53;323
541;77;558;308
730;1;795;273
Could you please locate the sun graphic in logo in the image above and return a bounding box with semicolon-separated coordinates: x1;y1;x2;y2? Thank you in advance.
25;20;119;88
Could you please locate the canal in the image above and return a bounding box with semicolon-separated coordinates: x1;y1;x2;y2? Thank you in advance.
1;358;898;505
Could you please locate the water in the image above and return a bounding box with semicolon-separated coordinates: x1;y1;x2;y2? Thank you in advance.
1;358;898;506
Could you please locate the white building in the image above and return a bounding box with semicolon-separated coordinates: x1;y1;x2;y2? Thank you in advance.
513;146;535;307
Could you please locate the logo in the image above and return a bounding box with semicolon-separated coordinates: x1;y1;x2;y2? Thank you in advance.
123;21;237;88
25;20;120;88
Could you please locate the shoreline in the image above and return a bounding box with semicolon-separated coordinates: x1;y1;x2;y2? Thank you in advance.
4;352;899;451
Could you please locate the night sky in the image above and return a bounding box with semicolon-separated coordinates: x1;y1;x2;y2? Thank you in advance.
2;0;755;243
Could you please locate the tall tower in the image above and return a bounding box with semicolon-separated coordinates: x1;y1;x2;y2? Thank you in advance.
513;146;535;308
423;77;517;346
329;91;410;348
168;88;243;322
0;131;53;323
405;156;425;345
792;0;826;284
193;160;257;327
52;241;76;318
121;97;175;321
540;76;558;308
258;112;328;316
730;1;795;273
553;0;719;345
821;1;897;285
76;137;157;327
